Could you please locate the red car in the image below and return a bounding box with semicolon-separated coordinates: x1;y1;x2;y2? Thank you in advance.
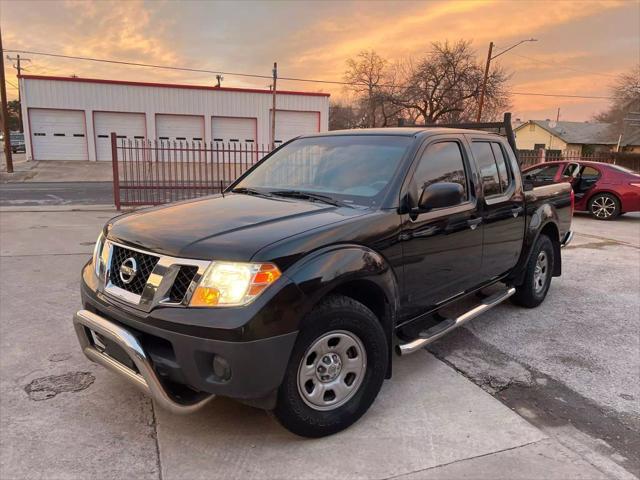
523;161;640;220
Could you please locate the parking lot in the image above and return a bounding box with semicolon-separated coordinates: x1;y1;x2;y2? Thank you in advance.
0;208;638;479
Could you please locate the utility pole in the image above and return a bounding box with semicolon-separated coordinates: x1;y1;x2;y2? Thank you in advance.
6;53;30;132
476;42;494;122
476;38;537;122
271;62;277;151
0;26;14;173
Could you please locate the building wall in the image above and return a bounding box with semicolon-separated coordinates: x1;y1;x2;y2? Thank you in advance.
19;77;329;161
513;122;568;152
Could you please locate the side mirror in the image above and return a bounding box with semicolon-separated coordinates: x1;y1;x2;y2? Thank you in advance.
415;182;464;212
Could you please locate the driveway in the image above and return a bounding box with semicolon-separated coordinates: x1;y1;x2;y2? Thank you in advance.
0;208;637;479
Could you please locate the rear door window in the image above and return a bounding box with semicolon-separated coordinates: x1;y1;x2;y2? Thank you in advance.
490;142;512;193
471;142;501;197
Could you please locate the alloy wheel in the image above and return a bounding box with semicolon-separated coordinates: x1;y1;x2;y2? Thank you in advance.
591;196;616;219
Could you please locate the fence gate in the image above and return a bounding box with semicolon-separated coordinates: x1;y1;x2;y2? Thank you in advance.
110;132;271;209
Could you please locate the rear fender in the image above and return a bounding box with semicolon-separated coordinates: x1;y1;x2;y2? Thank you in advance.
508;203;561;285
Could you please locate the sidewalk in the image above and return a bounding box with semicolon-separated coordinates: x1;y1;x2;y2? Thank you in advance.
1;153;113;183
0;209;622;480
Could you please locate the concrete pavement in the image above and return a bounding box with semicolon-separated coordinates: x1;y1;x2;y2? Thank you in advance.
0;208;635;479
1;154;113;183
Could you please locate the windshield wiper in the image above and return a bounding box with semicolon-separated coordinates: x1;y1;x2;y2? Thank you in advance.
270;190;351;208
230;187;272;198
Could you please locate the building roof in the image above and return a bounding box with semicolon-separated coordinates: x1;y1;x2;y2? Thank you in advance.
18;74;331;98
515;120;618;145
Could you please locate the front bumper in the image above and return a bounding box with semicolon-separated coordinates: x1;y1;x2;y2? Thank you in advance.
74;309;214;414
78;262;301;408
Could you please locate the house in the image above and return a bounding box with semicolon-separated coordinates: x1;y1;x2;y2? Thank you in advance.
17;75;329;161
513;120;637;156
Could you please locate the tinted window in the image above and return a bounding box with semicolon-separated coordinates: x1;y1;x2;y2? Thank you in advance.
472;142;501;196
562;163;579;177
581;166;600;179
490;143;511;192
235;135;411;204
524;165;559;179
413;141;468;203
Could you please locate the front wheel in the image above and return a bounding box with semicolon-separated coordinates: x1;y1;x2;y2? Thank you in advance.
589;193;620;220
274;295;388;438
512;234;555;308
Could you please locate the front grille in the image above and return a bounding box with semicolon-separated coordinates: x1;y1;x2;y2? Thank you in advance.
109;245;160;295
168;265;199;303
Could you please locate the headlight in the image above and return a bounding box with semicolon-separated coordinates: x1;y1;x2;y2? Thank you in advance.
190;261;281;307
92;232;105;277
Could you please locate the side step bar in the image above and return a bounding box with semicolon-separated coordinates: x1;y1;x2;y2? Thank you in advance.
73;309;214;414
397;287;516;356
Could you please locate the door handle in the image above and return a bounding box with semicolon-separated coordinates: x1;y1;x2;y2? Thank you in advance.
511;206;524;218
467;218;482;230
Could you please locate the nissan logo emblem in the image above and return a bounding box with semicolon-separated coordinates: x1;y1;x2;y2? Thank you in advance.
119;257;138;284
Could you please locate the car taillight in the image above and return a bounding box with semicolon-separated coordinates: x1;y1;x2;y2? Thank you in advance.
570;189;575;214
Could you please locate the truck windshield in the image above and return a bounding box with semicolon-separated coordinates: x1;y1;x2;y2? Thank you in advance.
234;135;411;205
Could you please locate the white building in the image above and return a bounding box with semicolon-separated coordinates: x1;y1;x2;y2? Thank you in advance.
18;75;330;161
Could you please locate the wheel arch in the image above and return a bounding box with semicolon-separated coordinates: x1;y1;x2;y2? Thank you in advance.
286;245;399;378
586;190;622;211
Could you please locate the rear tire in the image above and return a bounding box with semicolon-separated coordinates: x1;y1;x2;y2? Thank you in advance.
512;234;554;308
274;295;387;438
588;193;620;220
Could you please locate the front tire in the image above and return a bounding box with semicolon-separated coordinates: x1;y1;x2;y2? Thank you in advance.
589;193;620;220
274;295;388;438
512;234;554;308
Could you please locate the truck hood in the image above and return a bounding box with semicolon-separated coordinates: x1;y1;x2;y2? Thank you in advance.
108;193;368;261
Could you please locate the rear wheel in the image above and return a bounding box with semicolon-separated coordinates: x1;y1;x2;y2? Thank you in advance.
589;193;620;220
512;234;554;308
274;295;387;438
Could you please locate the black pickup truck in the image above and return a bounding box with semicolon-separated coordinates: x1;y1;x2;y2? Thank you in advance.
74;116;573;437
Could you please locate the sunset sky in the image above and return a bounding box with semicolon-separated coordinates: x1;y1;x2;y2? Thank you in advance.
1;0;638;122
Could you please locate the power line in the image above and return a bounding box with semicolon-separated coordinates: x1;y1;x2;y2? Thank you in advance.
2;48;621;100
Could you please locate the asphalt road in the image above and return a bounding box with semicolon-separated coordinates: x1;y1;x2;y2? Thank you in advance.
0;181;114;206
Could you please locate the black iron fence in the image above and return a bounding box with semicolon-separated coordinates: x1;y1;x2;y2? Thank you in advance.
518;149;640;171
110;133;271;209
110;132;639;210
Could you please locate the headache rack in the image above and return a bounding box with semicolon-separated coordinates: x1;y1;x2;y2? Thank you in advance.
406;112;520;164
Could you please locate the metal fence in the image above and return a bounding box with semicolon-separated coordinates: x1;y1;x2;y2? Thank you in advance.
110;133;271;209
518;149;640;172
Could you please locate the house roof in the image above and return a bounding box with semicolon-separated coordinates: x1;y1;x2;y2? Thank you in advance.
515;120;618;145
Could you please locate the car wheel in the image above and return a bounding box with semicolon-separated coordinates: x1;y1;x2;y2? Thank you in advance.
274;295;387;438
512;234;554;308
588;193;620;220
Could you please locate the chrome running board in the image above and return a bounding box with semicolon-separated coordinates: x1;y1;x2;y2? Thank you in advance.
73;309;214;414
397;287;516;356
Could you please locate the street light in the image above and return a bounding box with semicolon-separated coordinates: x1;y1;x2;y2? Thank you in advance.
476;38;537;121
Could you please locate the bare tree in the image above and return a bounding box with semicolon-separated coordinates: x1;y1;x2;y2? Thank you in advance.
329;100;360;130
393;40;511;124
343;50;394;127
594;65;640;131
